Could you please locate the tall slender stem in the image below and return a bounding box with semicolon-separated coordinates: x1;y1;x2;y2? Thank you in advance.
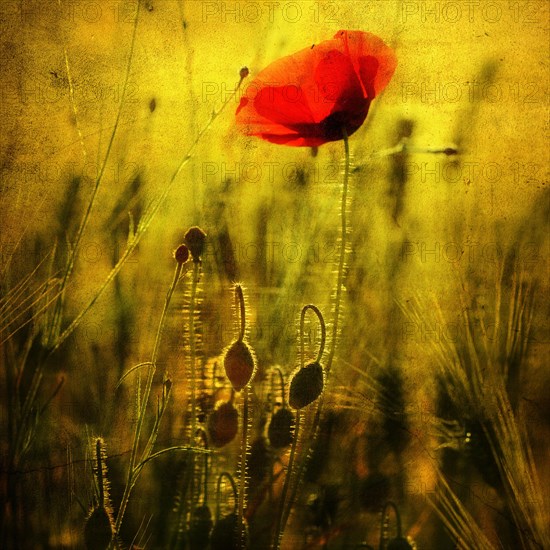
188;261;200;522
96;439;105;507
327;130;350;374
238;386;250;546
273;410;301;550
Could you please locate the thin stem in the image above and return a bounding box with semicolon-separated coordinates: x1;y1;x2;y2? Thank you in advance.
96;439;104;507
238;386;250;546
49;0;141;346
326;130;350;374
300;305;326;368
47;70;247;356
235;284;246;342
273;410;301;550
114;261;183;534
188;261;200;520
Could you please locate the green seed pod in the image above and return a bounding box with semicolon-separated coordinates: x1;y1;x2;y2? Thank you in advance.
210;513;248;550
184;226;207;262
84;506;113;550
207;401;239;447
223;340;256;391
188;504;213;549
268;408;295;448
288;361;324;409
387;537;414;550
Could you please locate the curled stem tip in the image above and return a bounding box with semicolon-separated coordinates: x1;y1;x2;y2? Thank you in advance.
272;366;287;408
234;284;246;341
300;304;326;367
379;501;402;549
216;472;238;519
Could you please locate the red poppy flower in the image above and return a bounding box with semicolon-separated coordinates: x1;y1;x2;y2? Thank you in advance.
235;30;397;147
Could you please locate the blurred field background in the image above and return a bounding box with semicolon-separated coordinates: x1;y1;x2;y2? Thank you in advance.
1;0;549;548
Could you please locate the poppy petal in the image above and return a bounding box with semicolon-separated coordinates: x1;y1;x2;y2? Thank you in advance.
334;30;397;95
314;49;365;110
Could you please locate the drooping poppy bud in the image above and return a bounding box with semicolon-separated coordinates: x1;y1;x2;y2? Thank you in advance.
174;243;190;264
357;472;391;512
248;436;271;486
184;226;207;262
188;504;213;549
210;513;248;550
207;400;239;447
223;340;256;392
268;408;295;448
84;507;113;550
387;537;414;550
288;361;324;409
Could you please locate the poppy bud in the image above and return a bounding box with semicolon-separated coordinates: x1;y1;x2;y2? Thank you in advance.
288;361;324;409
268;408;295;448
174;243;190;264
184;226;207;262
248;436;271;486
207;401;238;447
387;537;414;550
210;513;248;550
84;506;113;550
188;504;213;549
223;340;256;391
357;472;391;512
239;67;249;80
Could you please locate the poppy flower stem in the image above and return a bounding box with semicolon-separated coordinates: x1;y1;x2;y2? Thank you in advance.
238;385;250;546
188;260;201;523
327;129;350;374
273;410;302;550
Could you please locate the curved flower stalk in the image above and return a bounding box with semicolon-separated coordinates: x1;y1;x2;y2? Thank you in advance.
273;304;326;549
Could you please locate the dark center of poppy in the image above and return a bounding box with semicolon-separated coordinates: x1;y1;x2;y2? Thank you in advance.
319;111;349;141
